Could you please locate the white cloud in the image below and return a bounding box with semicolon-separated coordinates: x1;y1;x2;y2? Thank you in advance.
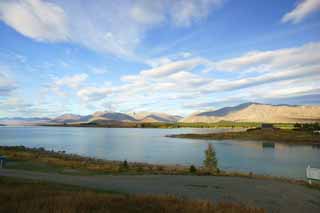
170;0;223;26
145;57;172;68
126;58;207;80
145;52;193;68
130;1;165;25
77;86;112;102
50;73;88;97
202;64;320;93
206;42;320;72
0;0;69;42
75;42;320;112
54;73;88;89
0;0;223;59
282;0;320;23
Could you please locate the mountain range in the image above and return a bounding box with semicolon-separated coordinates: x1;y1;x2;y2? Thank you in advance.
1;103;320;126
0;111;182;125
181;102;320;123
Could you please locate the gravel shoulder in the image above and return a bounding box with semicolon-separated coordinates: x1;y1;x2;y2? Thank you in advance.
1;169;320;213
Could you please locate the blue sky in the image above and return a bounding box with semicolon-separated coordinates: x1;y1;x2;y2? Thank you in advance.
0;0;319;117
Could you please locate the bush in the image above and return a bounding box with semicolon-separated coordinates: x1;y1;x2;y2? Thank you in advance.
189;165;197;173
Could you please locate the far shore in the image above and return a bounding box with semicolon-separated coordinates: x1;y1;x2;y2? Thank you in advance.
35;121;295;129
167;128;320;144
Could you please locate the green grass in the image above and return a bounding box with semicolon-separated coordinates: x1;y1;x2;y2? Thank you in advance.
168;128;320;144
0;176;265;213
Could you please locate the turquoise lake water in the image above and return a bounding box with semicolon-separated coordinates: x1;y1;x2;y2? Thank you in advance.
0;126;319;179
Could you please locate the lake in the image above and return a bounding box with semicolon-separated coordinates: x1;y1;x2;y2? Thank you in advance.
0;126;319;179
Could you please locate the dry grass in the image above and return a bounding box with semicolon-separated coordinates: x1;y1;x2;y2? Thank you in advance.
168;129;320;144
0;176;265;213
0;146;190;175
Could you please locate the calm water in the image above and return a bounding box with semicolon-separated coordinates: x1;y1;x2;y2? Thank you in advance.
0;126;319;179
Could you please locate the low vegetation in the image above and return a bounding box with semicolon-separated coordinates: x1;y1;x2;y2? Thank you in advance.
294;123;320;131
0;176;265;213
168;128;320;144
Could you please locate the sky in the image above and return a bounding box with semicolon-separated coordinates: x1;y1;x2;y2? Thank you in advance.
0;0;319;117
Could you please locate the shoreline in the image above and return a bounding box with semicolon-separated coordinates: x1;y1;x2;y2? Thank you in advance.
167;128;320;144
0;145;319;189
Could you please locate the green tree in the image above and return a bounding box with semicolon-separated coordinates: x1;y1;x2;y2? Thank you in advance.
122;160;128;169
189;165;197;173
203;143;218;171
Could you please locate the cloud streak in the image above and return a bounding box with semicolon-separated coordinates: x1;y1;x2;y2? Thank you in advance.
205;42;320;73
282;0;320;23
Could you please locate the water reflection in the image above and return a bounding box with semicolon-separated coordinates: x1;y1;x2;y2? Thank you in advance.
312;144;320;149
262;142;275;149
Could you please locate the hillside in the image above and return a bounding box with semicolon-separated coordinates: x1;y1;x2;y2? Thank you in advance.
52;114;93;124
129;112;182;123
182;103;320;123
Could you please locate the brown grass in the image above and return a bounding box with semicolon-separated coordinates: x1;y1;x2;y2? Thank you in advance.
0;146;190;175
0;176;265;213
168;129;320;144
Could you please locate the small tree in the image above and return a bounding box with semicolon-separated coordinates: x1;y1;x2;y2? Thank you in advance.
203;143;218;172
122;160;128;169
189;165;197;173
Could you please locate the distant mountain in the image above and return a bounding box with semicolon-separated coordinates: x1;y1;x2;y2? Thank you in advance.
52;114;92;124
128;112;183;123
0;111;183;126
90;111;137;122
181;103;320;123
0;117;51;125
197;102;257;117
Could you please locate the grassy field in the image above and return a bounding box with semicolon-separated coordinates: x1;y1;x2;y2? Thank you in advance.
168;128;320;144
0;176;265;213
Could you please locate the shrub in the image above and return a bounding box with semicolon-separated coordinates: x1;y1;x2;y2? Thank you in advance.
189;165;197;173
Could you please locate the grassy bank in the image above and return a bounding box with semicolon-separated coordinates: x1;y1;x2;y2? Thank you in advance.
0;176;265;213
0;146;191;175
168;128;320;144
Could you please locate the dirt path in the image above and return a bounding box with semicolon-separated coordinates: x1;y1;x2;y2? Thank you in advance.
1;169;320;213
